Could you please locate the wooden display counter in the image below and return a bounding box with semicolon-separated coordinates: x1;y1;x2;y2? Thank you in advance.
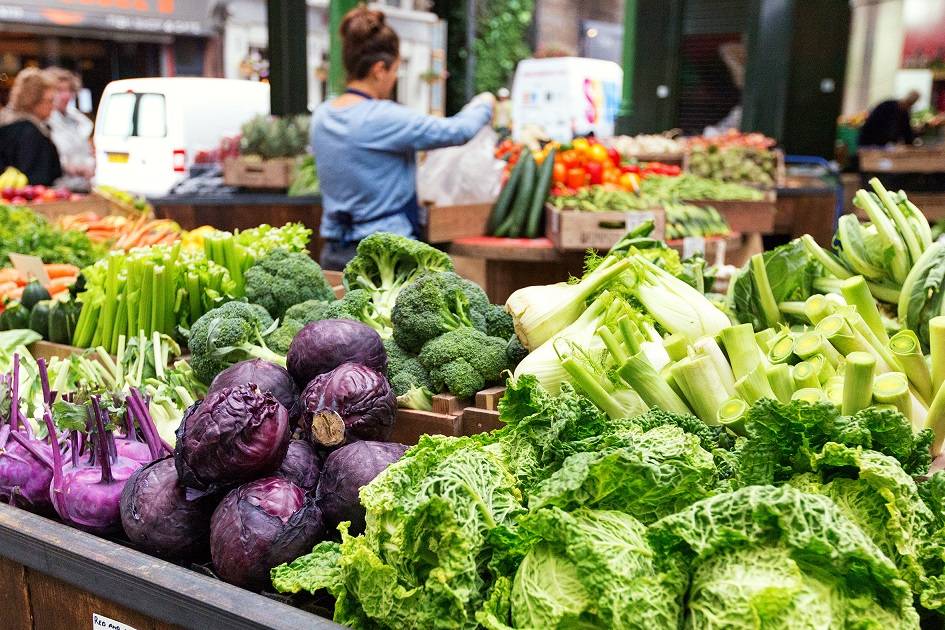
774;183;838;245
149;193;323;259
859;146;945;174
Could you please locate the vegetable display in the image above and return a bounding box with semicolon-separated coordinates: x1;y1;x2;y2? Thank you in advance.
686;144;779;187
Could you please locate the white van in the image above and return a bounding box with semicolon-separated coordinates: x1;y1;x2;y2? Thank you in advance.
93;78;270;196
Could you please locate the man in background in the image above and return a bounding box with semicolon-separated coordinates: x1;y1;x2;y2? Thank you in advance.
47;67;94;191
859;90;924;147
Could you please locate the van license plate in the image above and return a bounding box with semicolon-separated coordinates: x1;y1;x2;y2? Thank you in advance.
107;153;129;163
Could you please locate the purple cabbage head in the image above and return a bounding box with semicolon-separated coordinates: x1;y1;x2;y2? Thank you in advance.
275;440;321;492
120;457;215;559
299;363;396;448
210;476;323;589
287;319;387;387
208;359;300;420
316;440;407;536
174;384;290;495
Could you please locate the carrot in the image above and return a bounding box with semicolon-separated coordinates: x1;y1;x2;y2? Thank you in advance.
47;277;76;294
0;281;18;296
43;264;80;279
6;287;23;301
0;268;24;284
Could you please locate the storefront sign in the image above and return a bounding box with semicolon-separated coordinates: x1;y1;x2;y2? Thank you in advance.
0;0;214;35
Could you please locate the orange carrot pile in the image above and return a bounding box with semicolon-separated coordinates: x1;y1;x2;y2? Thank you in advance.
56;212;182;250
0;264;79;303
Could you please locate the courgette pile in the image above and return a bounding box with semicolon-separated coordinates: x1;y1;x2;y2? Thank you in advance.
664;203;731;240
487;149;556;239
0;281;82;344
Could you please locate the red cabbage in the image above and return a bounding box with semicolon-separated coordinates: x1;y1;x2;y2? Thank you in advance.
316;440;407;536
287;319;387;387
208;359;300;420
299;363;396;448
174;384;290;495
275;439;321;492
210;476;323;589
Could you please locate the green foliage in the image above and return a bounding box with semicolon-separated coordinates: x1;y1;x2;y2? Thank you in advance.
0;203;105;268
240;114;310;159
244;249;335;319
418;326;509;398
473;0;534;93
188;300;284;383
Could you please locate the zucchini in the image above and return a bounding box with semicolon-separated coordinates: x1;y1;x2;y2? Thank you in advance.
0;301;30;331
525;148;556;238
487;156;527;235
28;299;53;339
495;152;536;238
21;281;50;310
48;300;81;344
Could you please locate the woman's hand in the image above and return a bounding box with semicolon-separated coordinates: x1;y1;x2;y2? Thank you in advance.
471;92;496;108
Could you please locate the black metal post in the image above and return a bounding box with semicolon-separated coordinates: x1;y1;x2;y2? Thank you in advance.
267;0;309;115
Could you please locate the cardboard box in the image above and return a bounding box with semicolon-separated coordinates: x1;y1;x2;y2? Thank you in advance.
546;205;665;251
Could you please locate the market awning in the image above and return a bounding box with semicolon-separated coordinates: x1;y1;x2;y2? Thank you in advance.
0;0;216;36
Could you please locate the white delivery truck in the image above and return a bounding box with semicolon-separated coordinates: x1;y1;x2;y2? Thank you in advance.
510;57;623;143
93;78;270;196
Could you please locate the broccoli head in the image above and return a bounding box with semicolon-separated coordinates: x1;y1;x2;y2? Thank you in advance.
384;338;435;411
485;304;515;340
342;232;453;328
506;334;528;367
188;300;285;384
391;271;492;353
244;249;335;319
321;289;390;337
418;327;509;399
265;299;333;355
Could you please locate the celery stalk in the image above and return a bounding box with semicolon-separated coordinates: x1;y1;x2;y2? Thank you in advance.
619;353;691;415
110;295;126;355
873;372;911;420
151;266;166;336
139;264;154;335
793;388;827;403
670;355;730;425
931;316;945;396
842;352;876;415
791;361;821;390
720;323;762;380
597;326;628;366
840;275;890;346
734;364;776;403
766;364;794;403
691;336;737;397
750;253;781;328
717;397;748;435
754;328;777;353
889;329;933;405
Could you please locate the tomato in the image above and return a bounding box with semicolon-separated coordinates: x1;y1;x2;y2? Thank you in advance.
602;168;620;185
560;149;579;168
566;167;587;189
621;164;641;174
572;137;590;155
553;162;567;184
619;172;640;192
586;161;604;185
588;144;609;164
607;147;621;167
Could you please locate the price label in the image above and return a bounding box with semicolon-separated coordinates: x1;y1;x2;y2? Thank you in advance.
682;236;706;259
92;613;138;630
624;211;655;231
9;253;49;286
877;158;893;172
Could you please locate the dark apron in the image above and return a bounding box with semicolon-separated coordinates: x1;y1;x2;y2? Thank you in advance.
331;194;422;247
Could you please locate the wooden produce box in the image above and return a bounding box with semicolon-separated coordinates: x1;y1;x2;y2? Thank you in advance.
223;157;295;189
27;193;112;220
391;393;467;445
859;146;945;173
546;205;666;251
323;270;346;299
421;202;494;243
684;193;778;235
462;386;505;437
28;340;88;361
0;503;341;630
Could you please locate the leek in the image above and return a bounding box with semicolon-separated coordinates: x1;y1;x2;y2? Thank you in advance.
806;353;835;384
840;275;890;346
720;323;762;379
754;328;776;353
506;257;633;350
618;353;691;415
616;315;641;356
794;331;841;367
767;330;796;365
842;351;876;415
873;372;911;420
734;364;776;403
717;398;748;435
825;379;844;407
750;253;781;328
778;302;807;319
804;294;836;325
791;361;820;390
691;336;737;397
844;309;898;372
793;388;827;403
663;334;688;362
670;356;730;425
931;316;945;396
815;314;867;356
889;329;933;404
766;363;794;403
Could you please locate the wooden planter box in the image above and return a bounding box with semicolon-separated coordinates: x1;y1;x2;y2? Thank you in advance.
0;503;341;630
859;146;945;173
223;157;295;189
421;202;494;243
546;205;666;251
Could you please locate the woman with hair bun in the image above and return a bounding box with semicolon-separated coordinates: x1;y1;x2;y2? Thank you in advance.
0;68;63;186
312;6;495;270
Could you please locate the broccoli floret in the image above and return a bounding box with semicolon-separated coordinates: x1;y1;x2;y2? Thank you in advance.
485;304;515;340
384;338;435;410
188;300;285;384
391;271;492;352
342;233;453;330
284;299;333;324
321;289;390;337
418;327;509;399
506;334;528;367
244;249;335;319
265;299;333;355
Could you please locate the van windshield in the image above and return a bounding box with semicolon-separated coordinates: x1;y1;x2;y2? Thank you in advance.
101;91;167;138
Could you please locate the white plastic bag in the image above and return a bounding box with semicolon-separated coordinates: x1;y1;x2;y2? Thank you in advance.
417;126;504;206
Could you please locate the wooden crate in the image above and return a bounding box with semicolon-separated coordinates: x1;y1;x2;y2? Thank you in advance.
0;503;340;630
28;340;88;361
323;270;346;299
422;202;493;243
859;146;945;173
462;386;506;437
546;205;666;251
684;195;778;235
27;193;112;220
223;157;295;189
390;387;510;444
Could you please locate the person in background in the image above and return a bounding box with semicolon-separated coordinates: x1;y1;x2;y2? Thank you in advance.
494;87;512;139
0;68;62;186
311;6;494;271
47;67;95;191
858;90;923;147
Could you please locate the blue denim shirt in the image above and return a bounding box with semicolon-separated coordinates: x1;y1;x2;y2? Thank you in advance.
311;99;492;241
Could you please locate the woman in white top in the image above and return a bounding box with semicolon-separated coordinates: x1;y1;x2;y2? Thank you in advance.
47;67;94;191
